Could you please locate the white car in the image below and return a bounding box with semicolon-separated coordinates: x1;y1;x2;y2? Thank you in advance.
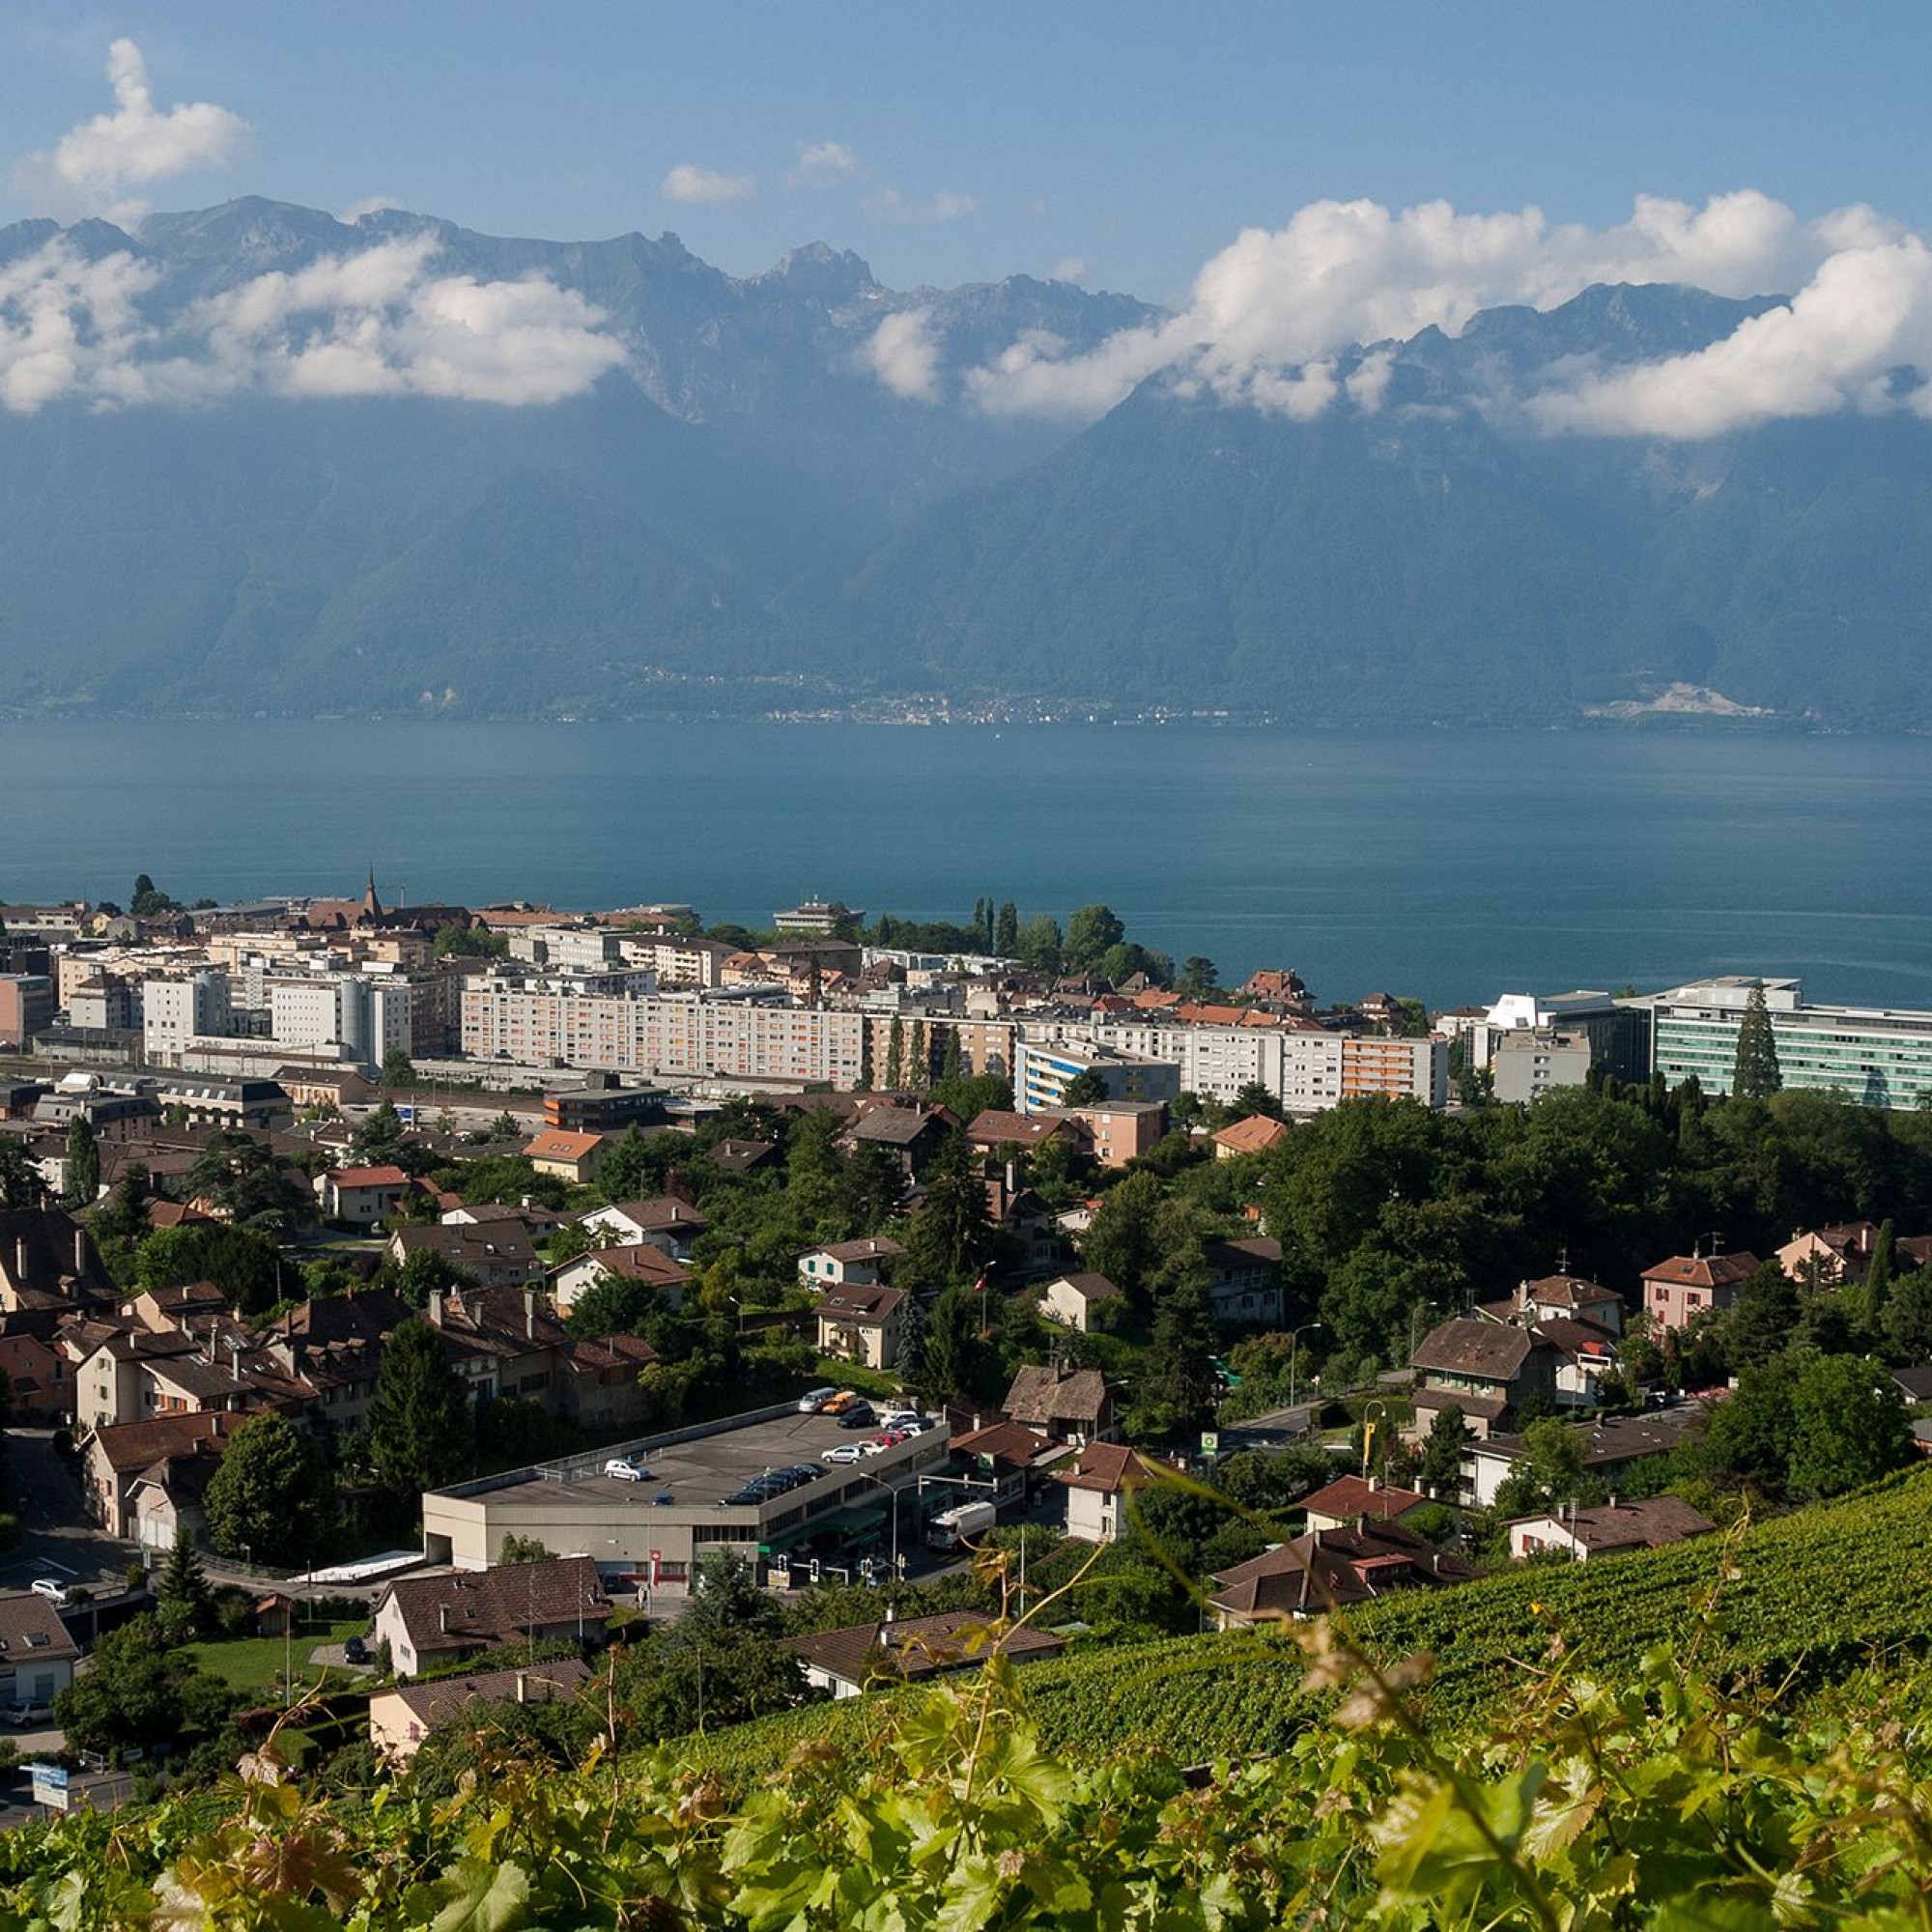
30;1580;69;1606
821;1444;864;1464
604;1459;649;1482
878;1411;924;1433
797;1386;838;1414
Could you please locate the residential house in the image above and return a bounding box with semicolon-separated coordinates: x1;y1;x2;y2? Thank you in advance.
315;1164;413;1227
550;1243;690;1317
1037;1270;1121;1334
1776;1223;1916;1288
964;1111;1088;1158
797;1236;903;1292
783;1609;1064;1700
440;1200;572;1240
1211;1116;1290;1159
1298;1475;1433;1534
0;1208;114;1316
522;1128;608;1186
372;1557;609;1678
127;1435;230;1560
579;1197;709;1261
1202;1236;1285;1327
266;1289;412;1432
1469;1275;1627;1409
369;1660;593;1764
0;1592;82;1709
1640;1249;1760;1332
706;1138;778;1177
557;1333;661;1432
1409;1317;1563;1441
947;1420;1072;1513
1463;1406;1705;1509
423;1285;573;1407
1508;1494;1716;1562
1207;1521;1479;1627
1058;1441;1168;1544
83;1410;234;1536
388;1223;546;1290
815;1284;907;1372
1003;1364;1119;1448
842;1102;955;1180
1052;1100;1168;1168
0;1330;69;1422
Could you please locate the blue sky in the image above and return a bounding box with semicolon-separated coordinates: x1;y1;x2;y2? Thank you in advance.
3;2;1928;302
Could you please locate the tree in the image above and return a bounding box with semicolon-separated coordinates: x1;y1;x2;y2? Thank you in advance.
385;1245;476;1310
883;1016;905;1091
1731;981;1783;1100
53;1613;235;1756
1785;1353;1912;1498
1017;915;1064;976
898;1129;990;1288
1233;1080;1285;1122
1060;1069;1111;1108
1080;1169;1165;1309
382;1047;416;1088
128;874;177;918
499;1534;556;1565
1490;1416;1589;1519
939;1027;963;1083
1064;904;1126;972
185;1130;298;1229
1854;1218;1896;1332
908;1019;928;1091
1416;1404;1471;1501
907;1283;1001;1406
366;1317;474;1504
1131;1276;1219;1441
1883;1265;1932;1362
156;1524;213;1639
63;1116;99;1208
564;1272;664;1339
203;1412;338;1567
1176;956;1218;1000
0;1139;47;1211
994;902;1020;956
134;1222;281;1313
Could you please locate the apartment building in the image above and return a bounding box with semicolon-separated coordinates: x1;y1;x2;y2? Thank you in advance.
1643;977;1932;1108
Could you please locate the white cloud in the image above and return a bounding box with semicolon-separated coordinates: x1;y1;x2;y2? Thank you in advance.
1049;257;1089;285
340;195;405;224
662;163;754;206
1530;238;1932;438
787;139;859;187
0;231;629;412
865;185;979;225
952;189;1932;434
859;307;942;402
16;39;249;218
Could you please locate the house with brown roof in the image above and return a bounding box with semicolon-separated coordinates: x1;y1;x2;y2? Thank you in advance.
1640;1250;1761;1331
372;1556;609;1678
782;1609;1064;1700
1003;1364;1118;1447
266;1288;412;1430
815;1283;907;1372
1037;1271;1121;1334
797;1236;904;1291
522;1128;607;1185
422;1285;573;1408
579;1197;709;1260
369;1659;593;1764
948;1420;1073;1511
315;1164;413;1226
841;1102;955;1179
0;1208;114;1316
1463;1406;1705;1509
0;1330;68;1423
1298;1475;1432;1534
1208;1521;1479;1627
557;1332;661;1431
1470;1276;1627;1409
1409;1317;1563;1440
388;1223;545;1290
1777;1223;1917;1289
550;1243;690;1316
1509;1494;1716;1563
965;1110;1088;1156
0;1591;82;1709
1058;1441;1168;1543
82;1410;235;1536
1212;1115;1290;1159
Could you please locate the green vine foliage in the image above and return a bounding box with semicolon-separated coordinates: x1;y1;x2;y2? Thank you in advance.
5;1607;1932;1928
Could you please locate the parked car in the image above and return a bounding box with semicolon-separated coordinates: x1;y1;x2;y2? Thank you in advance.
1;1702;52;1728
604;1459;650;1482
797;1386;838;1414
343;1636;370;1665
821;1444;865;1464
29;1580;69;1606
878;1410;924;1433
837;1404;878;1430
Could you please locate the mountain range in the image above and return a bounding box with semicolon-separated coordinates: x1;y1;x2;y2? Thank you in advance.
1;197;1928;726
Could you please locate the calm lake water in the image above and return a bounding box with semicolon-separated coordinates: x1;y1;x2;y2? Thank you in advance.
3;718;1928;1011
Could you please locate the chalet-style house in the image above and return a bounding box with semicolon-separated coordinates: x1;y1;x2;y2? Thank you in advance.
1058;1442;1168;1543
1037;1271;1121;1334
1003;1364;1119;1448
1208;1521;1479;1626
814;1283;907;1372
372;1557;608;1678
1409;1317;1562;1439
579;1197;709;1260
549;1242;690;1316
785;1610;1064;1700
1640;1249;1760;1332
1508;1494;1716;1563
797;1236;903;1291
370;1660;592;1765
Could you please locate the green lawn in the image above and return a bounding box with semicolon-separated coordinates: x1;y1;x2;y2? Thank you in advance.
187;1618;368;1698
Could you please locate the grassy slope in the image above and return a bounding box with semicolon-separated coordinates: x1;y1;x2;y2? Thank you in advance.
685;1466;1932;1780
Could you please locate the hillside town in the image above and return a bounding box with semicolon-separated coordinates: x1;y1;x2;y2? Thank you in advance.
0;880;1929;1815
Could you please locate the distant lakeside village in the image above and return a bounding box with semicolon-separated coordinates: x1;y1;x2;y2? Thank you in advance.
2;878;1931;1808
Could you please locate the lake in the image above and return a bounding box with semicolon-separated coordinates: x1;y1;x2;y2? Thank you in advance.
3;717;1928;1011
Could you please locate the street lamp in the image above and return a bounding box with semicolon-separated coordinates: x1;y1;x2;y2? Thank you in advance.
1287;1322;1323;1419
1407;1301;1437;1359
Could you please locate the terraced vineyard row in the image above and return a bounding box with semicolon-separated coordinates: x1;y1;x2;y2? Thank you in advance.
688;1466;1932;1780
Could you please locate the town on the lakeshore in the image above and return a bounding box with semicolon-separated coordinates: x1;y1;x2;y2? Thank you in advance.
0;877;1928;1810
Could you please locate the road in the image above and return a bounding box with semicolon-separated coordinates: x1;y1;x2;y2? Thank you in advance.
1;1433;137;1599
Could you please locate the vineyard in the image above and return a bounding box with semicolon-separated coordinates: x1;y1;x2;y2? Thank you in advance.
691;1464;1932;1779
